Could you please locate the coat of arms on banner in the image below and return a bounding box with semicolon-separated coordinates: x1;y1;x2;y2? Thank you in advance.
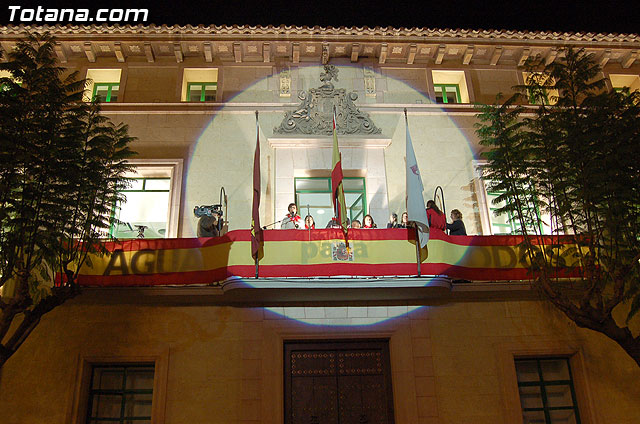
331;242;354;261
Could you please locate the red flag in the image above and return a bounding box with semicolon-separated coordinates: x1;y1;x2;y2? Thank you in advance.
251;113;263;261
331;109;348;235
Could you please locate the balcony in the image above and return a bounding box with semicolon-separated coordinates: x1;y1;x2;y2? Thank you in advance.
76;229;581;305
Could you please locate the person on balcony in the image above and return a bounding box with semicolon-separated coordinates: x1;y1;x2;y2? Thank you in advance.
326;216;350;228
426;200;446;231
304;215;315;229
387;213;399;228
447;209;467;236
398;212;409;228
197;213;222;237
363;214;377;229
351;219;362;229
281;203;302;229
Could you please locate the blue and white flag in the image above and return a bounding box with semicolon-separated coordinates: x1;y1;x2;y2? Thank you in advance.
405;112;429;248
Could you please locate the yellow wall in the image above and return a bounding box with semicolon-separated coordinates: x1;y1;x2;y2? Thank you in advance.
1;299;638;423
470;69;521;104
124;66;180;103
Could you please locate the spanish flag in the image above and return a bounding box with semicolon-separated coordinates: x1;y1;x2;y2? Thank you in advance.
331;108;348;236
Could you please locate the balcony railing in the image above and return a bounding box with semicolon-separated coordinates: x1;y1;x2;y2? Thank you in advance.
78;228;582;288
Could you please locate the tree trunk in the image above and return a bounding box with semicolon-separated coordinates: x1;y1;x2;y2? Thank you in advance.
598;315;640;369
551;294;640;368
0;345;13;369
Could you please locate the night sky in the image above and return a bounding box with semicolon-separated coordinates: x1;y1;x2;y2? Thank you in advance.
1;0;638;34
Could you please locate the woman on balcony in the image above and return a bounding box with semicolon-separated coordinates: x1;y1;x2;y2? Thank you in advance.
426;200;446;231
363;214;377;229
304;215;315;229
446;209;467;236
398;212;409;228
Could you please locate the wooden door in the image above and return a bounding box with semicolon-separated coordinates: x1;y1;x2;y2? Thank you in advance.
284;340;394;424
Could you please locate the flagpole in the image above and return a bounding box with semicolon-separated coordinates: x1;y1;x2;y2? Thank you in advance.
405;108;421;277
333;106;339;223
255;110;259;279
414;224;422;277
306;204;311;241
331;105;349;246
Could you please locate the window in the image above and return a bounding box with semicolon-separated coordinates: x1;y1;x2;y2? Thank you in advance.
485;183;543;235
87;364;155;424
515;358;581;424
85;69;122;103
187;82;217;101
111;177;171;239
523;72;558;105
433;83;461;104
609;74;640;94
93;82;120;102
181;68;218;102
432;70;470;103
71;351;169;424
0;70;21;93
294;177;366;228
474;163;554;236
110;161;183;239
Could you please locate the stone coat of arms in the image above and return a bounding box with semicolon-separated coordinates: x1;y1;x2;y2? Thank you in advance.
274;65;382;136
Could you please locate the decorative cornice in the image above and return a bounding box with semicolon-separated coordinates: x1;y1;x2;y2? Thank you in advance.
1;24;639;45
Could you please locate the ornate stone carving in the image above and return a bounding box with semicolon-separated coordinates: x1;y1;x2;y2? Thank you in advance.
363;67;376;98
279;68;291;97
274;65;382;136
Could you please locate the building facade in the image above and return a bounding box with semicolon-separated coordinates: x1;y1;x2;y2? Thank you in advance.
0;24;639;423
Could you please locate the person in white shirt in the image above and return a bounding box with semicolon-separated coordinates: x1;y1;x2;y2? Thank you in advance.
281;203;302;229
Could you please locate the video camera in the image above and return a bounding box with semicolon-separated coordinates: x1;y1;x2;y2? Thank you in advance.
194;204;223;218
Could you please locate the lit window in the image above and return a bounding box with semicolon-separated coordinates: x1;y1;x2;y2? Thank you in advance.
432;70;470;103
474;163;556;236
187;82;217;102
111;177;170;239
181;68;218;102
485;182;543;235
87;364;154;424
92;82;120;102
523;72;558;105
515;358;581;424
110;161;183;239
85;69;122;103
609;74;640;94
294;177;366;228
0;70;21;93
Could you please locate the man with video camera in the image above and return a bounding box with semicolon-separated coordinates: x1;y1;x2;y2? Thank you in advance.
195;205;224;237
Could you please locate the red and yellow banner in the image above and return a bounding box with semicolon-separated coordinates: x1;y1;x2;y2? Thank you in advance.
76;229;583;287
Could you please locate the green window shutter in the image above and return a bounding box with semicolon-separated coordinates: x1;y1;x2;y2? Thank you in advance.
93;82;120;102
187;82;217;102
434;84;461;104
